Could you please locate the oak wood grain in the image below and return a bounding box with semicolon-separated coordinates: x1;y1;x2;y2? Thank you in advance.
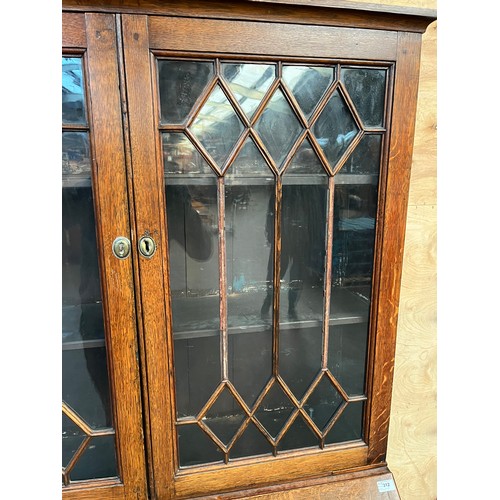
63;0;435;33
62;12;86;48
148;16;398;61
366;30;423;465
121;14;176;500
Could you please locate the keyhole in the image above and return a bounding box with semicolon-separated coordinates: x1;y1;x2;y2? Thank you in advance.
118;242;125;256
139;236;156;258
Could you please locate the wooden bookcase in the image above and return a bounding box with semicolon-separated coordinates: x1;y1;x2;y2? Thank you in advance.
61;1;436;498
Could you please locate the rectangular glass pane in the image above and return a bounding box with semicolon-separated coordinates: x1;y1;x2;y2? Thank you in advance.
62;55;117;484
163;133;221;418
225;139;275;408
328;137;381;399
62;57;87;125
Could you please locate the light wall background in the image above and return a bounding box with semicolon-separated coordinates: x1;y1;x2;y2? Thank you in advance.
355;1;437;498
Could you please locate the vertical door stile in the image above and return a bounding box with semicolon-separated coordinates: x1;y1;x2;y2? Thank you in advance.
120;14;176;500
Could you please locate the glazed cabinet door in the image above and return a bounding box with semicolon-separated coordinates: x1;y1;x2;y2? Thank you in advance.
62;13;148;499
120;13;419;499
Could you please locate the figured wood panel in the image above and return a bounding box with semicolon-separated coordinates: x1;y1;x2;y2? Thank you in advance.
387;205;436;500
148;16;398;60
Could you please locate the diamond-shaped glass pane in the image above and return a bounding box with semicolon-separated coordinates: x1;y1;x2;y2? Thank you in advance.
230;421;272;459
255;382;295;438
341;67;386;128
203;387;246;445
283;138;328;179
303;376;344;432
313;88;359;169
254;87;303;169
277;414;318;452
226;137;274;181
223;63;275;119
190;84;245;168
158;60;214;124
282;65;333;119
163;132;214;176
62;414;86;468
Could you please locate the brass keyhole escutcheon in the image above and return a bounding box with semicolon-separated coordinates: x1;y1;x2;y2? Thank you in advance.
112;237;131;260
139;236;156;258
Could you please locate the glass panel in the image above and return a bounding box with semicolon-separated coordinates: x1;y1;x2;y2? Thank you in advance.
254;87;303;168
313;88;359;169
325;401;364;444
222;63;275;119
62;414;85;468
230;421;271;459
226;138;274;407
341;67;386;128
255;383;295;438
329;145;380;399
279;140;328;399
70;435;118;481
303;376;343;432
158;60;214;124
62;58;117;483
189;84;245;168
204;388;246;446
341;134;382;176
282;65;333;119
62;57;87;125
277;415;317;452
62;348;113;428
178;424;224;467
164;133;220;418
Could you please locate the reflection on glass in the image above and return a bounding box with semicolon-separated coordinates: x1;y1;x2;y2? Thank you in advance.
158;60;214;124
62;414;85;468
255;383;294;438
277;415;317;452
282;65;333;119
328;145;380;403
279;140;328;398
62;132;91;180
62;57;86;125
222;63;275;119
190;84;244;167
255;88;303;168
303;376;343;432
341;67;386;128
343;134;382;175
313;88;359;169
70;435;118;481
204;388;246;445
62;90;117;480
164;133;220;418
226;138;274;407
230;421;271;459
325;401;364;444
178;424;224;467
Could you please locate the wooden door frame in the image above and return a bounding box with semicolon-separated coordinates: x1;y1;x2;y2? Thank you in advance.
62;2;435;499
118;8;430;499
62;12;148;500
